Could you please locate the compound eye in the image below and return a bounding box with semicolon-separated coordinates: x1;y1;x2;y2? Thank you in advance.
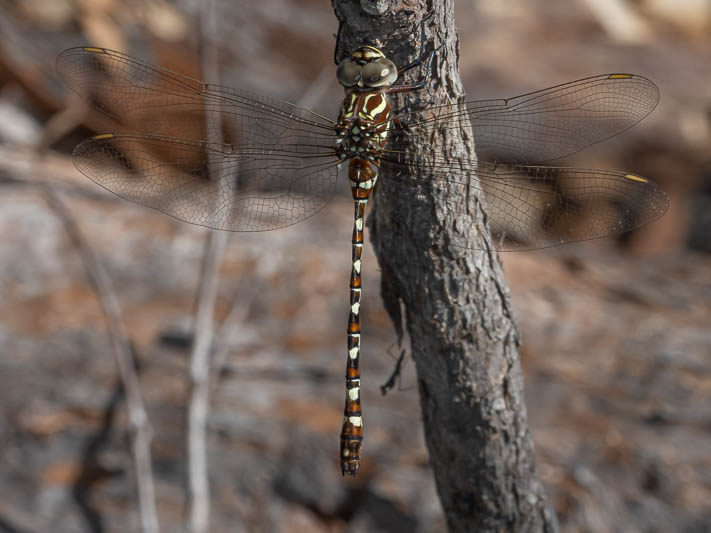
360;58;397;87
336;60;361;87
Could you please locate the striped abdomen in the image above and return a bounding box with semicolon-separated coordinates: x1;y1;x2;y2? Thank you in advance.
337;90;392;476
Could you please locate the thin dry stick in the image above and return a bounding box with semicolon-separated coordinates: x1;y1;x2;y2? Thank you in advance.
41;186;159;533
186;231;226;533
210;281;259;377
186;1;228;531
295;63;335;109
0;144;106;194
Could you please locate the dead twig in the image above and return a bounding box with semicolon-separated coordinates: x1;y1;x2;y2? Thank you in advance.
0;144;107;194
186;1;226;531
210;281;259;378
41;186;159;533
186;230;226;533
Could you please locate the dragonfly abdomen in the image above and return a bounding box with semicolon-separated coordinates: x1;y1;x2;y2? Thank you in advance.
336;89;392;476
340;197;367;476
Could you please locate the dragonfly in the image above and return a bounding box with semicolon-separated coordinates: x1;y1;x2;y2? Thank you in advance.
56;33;667;476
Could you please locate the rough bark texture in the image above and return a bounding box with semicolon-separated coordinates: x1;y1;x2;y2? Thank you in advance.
332;1;559;531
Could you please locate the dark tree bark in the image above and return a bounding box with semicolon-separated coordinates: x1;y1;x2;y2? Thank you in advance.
332;1;560;532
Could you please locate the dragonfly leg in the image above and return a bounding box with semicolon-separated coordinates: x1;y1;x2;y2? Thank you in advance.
397;10;443;72
396;13;431;75
387;44;440;94
380;345;406;396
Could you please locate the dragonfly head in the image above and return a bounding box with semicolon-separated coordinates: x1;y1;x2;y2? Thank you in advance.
337;45;398;90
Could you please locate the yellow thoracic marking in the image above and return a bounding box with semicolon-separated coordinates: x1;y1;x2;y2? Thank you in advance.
82;47;106;53
625;174;648;183
370;95;388;116
608;73;633;79
92;133;116;140
361;93;387;118
342;94;357;118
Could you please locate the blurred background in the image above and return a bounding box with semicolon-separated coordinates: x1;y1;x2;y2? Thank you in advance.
0;0;709;531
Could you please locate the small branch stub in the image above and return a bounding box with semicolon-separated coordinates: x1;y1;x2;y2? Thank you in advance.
360;0;390;16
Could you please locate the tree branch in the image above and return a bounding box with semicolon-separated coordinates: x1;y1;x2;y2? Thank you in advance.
186;230;226;533
332;1;559;531
185;1;228;531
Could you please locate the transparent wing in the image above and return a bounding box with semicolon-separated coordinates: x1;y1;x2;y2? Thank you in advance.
56;47;336;140
73;133;340;231
380;153;668;251
56;47;341;230
389;74;659;164
57;48;666;243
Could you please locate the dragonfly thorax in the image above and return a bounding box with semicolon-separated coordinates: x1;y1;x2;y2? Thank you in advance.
335;91;391;158
335;118;382;161
336;90;391;199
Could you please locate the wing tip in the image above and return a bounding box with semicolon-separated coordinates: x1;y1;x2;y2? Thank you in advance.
607;72;660;108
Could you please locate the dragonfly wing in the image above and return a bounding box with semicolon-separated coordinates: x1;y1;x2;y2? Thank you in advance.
380;155;668;251
476;163;668;250
389;74;659;164
56;47;335;146
57;47;341;230
74;133;341;231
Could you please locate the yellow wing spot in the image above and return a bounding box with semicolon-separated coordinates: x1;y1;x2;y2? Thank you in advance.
625;174;648;183
608;73;633;79
92;133;116;140
82;47;106;54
